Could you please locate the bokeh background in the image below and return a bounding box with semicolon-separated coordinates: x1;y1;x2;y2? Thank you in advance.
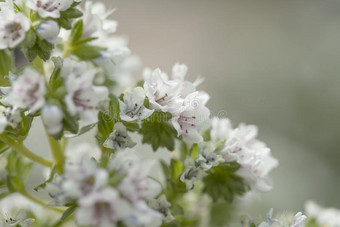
108;0;340;215
25;0;340;221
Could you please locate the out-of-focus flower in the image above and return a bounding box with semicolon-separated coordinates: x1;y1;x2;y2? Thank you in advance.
210;117;233;142
0;106;21;133
5;68;46;113
305;201;340;227
119;87;154;122
148;195;175;223
61;58;108;124
180;158;206;190
290;212;306;227
103;122;136;150
41;105;63;135
171;91;210;143
82;1;117;38
36;21;60;43
196;142;224;171
210;118;278;192
123;201;163;227
75;188;130;227
26;0;73;18
109;149;161;202
0;10;30;49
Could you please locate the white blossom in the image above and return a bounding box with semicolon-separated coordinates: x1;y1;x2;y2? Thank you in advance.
41;105;63;135
148;195;175;223
143;68;183;114
109;149;162;202
82;1;117;38
290;212;306;227
305;201;340;227
103;122;136;150
5;68;46;113
0;106;21;133
62;156;108;200
211;118;278;191
180;158;206;190
196;142;224;171
61;58;109;124
75;188;130;227
26;0;74;18
119;87;154;122
210;117;233;142
171;91;210;143
36;21;60;43
0;210;34;227
123;201;163;227
0;10;30;49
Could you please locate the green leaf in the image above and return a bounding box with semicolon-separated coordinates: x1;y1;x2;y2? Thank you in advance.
34;167;57;191
209;202;232;227
57;17;72;30
64;123;96;138
202;162;249;203
0;50;13;85
23;29;37;48
60;7;83;19
49;57;64;93
139;111;177;151
70;20;83;44
71;44;103;60
60;205;77;221
62;108;79;135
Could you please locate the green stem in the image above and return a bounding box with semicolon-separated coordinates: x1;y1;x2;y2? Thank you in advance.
0;137;53;167
46;133;65;174
19;189;65;213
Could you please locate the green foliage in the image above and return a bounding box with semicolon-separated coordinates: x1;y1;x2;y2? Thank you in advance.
5;151;33;193
22;34;54;62
0;50;13;86
305;218;320;227
202;162;249;203
209;202;232;227
55;2;83;30
3;113;33;141
34;167;57;191
68;20;104;60
160;159;186;202
139;111;177;151
96;95;120;149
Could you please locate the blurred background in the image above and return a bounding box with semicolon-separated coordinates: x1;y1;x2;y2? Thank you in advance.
107;0;340;215
24;0;340;221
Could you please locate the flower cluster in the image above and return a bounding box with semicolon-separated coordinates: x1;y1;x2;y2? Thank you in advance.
45;145;170;227
0;0;330;226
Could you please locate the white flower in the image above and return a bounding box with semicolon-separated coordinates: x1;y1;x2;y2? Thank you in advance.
110;149;162;202
0;210;34;227
196;142;224;171
62;156;108;200
61;58;109;124
143;68;183;114
290;212;306;227
210;117;233;142
148;195;175;223
5;68;46;113
0;10;30;49
305;201;340;227
26;0;73;18
171;91;210;143
213;119;278;191
0;106;21;133
82;1;117;38
119;87;154;122
41;105;63;135
75;188;130;227
36;21;60;43
180;158;206;190
123;201;163;227
103;122;136;150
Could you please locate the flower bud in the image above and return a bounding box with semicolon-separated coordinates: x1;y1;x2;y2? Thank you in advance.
42;105;63;135
37;21;60;43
